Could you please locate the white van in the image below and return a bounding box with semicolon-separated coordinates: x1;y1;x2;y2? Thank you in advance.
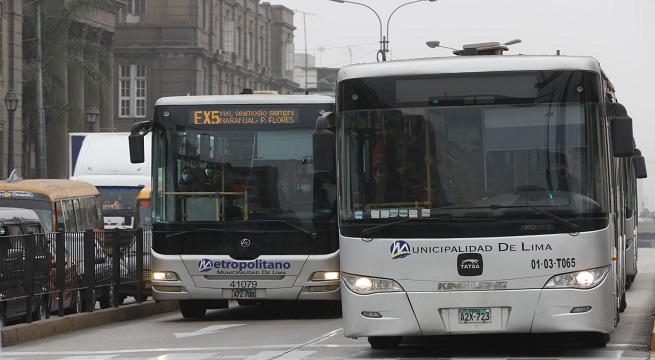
69;132;151;229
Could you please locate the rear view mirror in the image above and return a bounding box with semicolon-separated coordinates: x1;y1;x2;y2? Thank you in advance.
633;148;647;179
610;103;634;157
312;112;335;173
129;134;145;164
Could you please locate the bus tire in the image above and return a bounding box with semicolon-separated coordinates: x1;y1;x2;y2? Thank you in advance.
619;290;627;312
368;336;402;349
180;300;206;318
577;332;609;348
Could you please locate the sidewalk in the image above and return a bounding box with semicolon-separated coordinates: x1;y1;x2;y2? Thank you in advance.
1;300;179;347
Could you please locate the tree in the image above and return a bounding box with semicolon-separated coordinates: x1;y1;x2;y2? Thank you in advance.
22;0;116;177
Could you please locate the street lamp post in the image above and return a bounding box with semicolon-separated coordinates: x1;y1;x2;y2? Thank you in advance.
4;88;19;176
330;0;436;61
86;104;99;133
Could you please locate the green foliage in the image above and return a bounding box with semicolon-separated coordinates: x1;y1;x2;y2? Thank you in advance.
22;0;117;174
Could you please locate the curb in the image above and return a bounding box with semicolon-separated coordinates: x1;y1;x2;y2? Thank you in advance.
1;300;179;347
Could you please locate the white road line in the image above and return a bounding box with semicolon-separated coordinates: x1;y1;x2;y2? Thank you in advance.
244;351;315;360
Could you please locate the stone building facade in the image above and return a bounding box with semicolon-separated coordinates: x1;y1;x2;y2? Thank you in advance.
112;0;300;132
0;0;300;179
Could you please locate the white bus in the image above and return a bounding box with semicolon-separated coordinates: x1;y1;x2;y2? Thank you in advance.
318;50;638;348
128;92;340;318
70;132;151;229
625;148;647;288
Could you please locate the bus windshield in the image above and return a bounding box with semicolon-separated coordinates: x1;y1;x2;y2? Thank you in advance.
338;70;608;228
153;103;336;231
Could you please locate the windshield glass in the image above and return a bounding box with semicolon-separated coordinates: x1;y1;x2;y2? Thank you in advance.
337;71;608;232
152;103;336;231
98;187;140;216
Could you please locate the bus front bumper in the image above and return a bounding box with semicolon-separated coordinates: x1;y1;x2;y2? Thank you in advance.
341;277;615;338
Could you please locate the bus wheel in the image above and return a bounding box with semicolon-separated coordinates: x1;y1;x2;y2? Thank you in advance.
180;300;207;318
577;332;609;348
619;291;627;312
368;336;402;349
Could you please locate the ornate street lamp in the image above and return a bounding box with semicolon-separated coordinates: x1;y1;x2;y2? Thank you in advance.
4;88;19;176
86;104;100;132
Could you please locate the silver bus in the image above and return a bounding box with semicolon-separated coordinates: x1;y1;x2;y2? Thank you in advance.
129;92;339;318
318;51;638;349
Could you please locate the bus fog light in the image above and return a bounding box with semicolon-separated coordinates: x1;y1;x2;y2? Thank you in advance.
362;311;382;318
310;271;340;281
152;285;182;292
571;306;592;313
152;271;179;281
544;266;609;289
342;272;403;295
306;285;340;292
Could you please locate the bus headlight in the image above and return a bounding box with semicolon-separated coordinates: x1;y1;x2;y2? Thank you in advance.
342;272;403;295
544;266;610;289
310;271;340;281
152;271;179;281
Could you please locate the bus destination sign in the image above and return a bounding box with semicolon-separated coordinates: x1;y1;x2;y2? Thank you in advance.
191;109;297;125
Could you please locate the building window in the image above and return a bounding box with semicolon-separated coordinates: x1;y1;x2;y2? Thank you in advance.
121;0;146;24
285;42;294;71
223;20;235;53
119;64;147;118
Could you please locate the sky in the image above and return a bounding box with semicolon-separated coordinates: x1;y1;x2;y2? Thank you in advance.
268;0;655;210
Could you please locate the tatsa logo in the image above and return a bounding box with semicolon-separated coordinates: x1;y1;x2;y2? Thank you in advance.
390;240;411;259
198;259;214;273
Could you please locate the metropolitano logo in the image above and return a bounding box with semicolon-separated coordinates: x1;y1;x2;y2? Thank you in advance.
198;258;214;273
390;240;411;259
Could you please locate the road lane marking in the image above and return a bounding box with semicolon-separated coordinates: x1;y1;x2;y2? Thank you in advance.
174;324;245;338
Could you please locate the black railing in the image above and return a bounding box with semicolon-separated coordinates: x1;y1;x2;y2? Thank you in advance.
0;228;151;327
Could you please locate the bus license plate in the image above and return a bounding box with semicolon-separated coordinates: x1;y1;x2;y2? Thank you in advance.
458;308;491;324
232;289;255;299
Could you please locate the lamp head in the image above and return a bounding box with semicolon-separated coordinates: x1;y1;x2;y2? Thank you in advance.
426;41;440;48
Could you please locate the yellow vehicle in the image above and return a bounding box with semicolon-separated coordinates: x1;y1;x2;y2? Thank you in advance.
134;185;151;230
0;179;103;233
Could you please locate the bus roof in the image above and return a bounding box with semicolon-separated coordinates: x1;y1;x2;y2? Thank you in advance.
0;179;100;200
337;55;604;82
154;94;335;106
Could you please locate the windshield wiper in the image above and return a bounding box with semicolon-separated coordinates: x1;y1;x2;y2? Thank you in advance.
360;215;498;238
488;203;580;233
166;221;317;240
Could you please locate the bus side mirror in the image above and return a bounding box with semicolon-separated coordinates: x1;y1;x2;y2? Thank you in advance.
633;148;647;179
313;112;336;173
129;120;151;164
129;134;145;164
610;103;634;157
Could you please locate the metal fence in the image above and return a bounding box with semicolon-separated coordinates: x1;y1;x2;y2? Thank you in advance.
0;228;151;326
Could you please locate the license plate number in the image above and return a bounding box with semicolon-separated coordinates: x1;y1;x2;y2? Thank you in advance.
232;289;255;299
458;308;491;323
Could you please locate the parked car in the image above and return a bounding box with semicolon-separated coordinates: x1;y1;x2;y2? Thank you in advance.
119;236;151;303
48;243;83;315
64;234;117;309
0;207;51;327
